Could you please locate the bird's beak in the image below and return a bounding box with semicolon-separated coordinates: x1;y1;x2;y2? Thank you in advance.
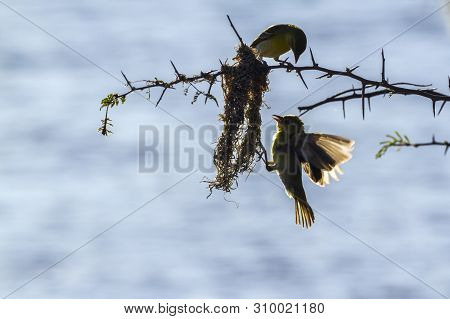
272;114;283;123
294;50;301;63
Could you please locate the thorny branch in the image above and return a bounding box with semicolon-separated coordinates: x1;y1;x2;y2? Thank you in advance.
376;132;450;158
100;48;450;131
99;15;449;193
292;49;450;118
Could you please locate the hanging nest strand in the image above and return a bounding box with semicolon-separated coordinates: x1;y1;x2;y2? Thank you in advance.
207;44;269;193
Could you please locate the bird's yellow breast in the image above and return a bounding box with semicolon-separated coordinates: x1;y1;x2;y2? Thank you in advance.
254;33;291;58
272;131;297;173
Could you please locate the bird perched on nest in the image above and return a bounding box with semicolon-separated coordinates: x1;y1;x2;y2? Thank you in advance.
250;24;307;63
266;115;354;228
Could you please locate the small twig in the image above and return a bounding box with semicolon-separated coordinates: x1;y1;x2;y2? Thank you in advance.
342;100;346;119
170;60;183;78
347;66;359;73
381;48;386;82
361;83;366;120
376;131;450;158
205;79;215;105
98;105;113;136
121;71;134;89
299;88;392;114
226;15;245;46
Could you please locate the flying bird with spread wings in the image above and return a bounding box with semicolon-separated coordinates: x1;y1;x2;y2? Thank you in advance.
266;115;355;228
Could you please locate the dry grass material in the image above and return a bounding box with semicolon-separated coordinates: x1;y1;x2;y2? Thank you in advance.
207;45;269;194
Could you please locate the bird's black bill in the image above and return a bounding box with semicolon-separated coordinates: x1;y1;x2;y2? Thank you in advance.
272;114;283;123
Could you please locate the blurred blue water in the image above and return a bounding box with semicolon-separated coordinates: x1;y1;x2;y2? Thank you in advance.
0;0;449;298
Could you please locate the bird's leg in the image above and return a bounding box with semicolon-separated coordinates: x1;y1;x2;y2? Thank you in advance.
275;57;289;64
261;154;276;172
274;57;293;70
265;161;277;172
259;143;277;172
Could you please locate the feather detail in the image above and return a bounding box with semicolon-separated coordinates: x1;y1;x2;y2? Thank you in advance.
300;133;354;187
295;199;315;228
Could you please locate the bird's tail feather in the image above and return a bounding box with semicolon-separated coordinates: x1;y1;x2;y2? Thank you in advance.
295;199;315;228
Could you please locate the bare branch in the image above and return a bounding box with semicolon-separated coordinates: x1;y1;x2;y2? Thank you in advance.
290;51;449;114
99;16;450;195
226;15;245;46
103;50;450;125
299;87;392;115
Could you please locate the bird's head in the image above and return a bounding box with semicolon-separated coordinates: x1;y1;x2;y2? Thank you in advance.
288;26;307;63
272;114;304;135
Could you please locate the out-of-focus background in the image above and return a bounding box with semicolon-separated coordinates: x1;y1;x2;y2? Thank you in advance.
0;0;449;298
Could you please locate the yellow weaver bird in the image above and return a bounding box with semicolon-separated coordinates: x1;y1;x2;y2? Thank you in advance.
266;115;355;228
251;24;307;63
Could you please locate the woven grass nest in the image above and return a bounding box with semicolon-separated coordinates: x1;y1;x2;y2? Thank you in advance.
207;45;270;194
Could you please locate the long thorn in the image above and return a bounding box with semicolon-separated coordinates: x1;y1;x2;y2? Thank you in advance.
438;100;446;115
309;48;317;66
342;101;346;119
226;15;244;46
297;71;309;89
156;87;168;107
170;60;182;77
121;70;133;88
361;84;366;120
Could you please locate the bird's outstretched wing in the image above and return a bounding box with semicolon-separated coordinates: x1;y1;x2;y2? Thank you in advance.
250;24;287;48
297;133;354;187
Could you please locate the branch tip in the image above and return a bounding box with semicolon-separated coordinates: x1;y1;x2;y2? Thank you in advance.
361;84;366;120
226;15;244;46
342;100;346;119
381;49;386;82
170;60;182;78
121;70;134;89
